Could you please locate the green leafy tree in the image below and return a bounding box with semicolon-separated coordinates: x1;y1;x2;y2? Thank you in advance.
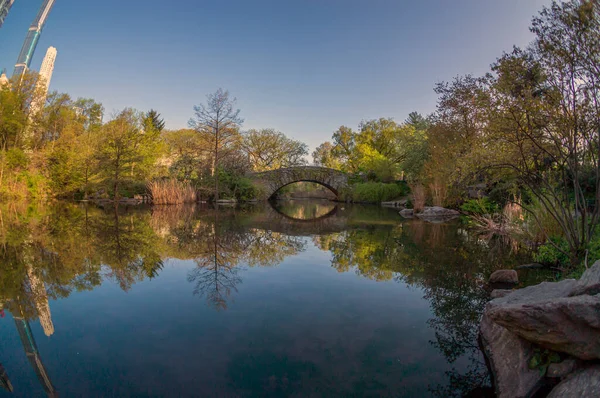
242;128;308;171
96;109;161;200
144;109;165;132
312;141;341;169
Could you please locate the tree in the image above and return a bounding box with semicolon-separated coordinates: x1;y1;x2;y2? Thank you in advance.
330;126;359;172
0;71;44;150
312;141;340;169
96;109;161;200
423;75;491;204
241;128;308;171
484;0;600;265
144;109;165;133
189;89;243;201
162;129;205;180
405;111;430;131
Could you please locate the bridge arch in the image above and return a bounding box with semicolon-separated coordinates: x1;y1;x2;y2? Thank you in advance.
249;166;349;200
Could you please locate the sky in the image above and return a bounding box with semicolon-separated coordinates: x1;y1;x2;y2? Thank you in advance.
0;0;552;151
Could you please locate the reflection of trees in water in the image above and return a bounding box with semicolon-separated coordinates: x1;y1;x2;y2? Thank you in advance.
315;219;530;396
92;206;164;291
185;211;306;309
0;204;164;317
0;203;528;395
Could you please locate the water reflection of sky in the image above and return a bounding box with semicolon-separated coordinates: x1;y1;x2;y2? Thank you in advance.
0;202;531;397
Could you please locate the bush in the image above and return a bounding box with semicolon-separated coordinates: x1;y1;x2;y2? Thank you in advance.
460;198;499;216
5;149;29;170
218;171;261;201
534;236;570;267
347;182;407;203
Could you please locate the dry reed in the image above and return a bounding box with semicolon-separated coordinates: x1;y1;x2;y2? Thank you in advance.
429;178;447;207
148;180;196;205
411;184;426;213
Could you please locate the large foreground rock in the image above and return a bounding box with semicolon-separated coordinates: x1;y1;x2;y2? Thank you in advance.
487;280;600;360
570;260;600;297
547;358;581;379
548;366;600;397
479;313;543;397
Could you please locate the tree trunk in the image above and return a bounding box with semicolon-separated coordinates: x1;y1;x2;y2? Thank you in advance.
214;131;219;202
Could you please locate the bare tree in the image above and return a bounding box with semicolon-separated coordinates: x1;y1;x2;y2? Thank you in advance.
189;89;243;201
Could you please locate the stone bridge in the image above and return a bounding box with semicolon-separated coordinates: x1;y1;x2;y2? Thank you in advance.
249;166;349;200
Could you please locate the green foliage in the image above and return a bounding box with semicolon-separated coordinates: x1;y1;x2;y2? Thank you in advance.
5;148;29;170
242;128;308;171
528;348;561;376
460;198;499;216
218;170;260;201
345;182;408;203
144;109;165;132
534;237;570;267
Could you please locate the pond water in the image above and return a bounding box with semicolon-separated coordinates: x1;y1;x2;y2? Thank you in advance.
0;200;532;397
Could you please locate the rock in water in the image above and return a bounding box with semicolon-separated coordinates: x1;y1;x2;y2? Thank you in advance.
548;366;600;397
489;270;519;285
399;209;414;218
570;260;600;297
415;206;460;222
479;313;543;398
488;287;600;360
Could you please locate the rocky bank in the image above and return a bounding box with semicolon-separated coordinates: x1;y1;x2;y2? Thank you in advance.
480;261;600;397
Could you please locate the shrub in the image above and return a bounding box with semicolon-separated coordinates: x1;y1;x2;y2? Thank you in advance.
534;236;570;267
5;149;29;170
349;182;407;203
460;198;499;216
218;171;260;201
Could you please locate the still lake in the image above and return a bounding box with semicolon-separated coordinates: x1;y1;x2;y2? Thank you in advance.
0;200;532;397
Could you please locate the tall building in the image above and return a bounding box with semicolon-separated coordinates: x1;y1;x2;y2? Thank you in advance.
0;0;15;29
13;316;57;397
26;263;55;337
0;69;9;87
13;0;55;78
30;46;57;115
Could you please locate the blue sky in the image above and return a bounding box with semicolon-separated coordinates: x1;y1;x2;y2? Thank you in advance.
1;0;551;150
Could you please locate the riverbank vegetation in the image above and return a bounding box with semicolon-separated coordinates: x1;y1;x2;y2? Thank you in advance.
1;1;598;273
313;0;600;273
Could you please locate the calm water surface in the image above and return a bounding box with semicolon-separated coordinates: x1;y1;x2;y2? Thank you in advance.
0;201;531;397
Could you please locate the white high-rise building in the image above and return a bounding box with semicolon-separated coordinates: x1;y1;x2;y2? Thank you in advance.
38;46;57;94
30;46;57;115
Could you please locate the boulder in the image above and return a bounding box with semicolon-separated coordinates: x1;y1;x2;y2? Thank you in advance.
399;209;414;218
487;279;577;308
489;270;519;285
415;206;460;222
548;366;600;397
547;358;581;379
569;260;600;297
382;199;407;208
479;313;543;397
487;280;600;360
